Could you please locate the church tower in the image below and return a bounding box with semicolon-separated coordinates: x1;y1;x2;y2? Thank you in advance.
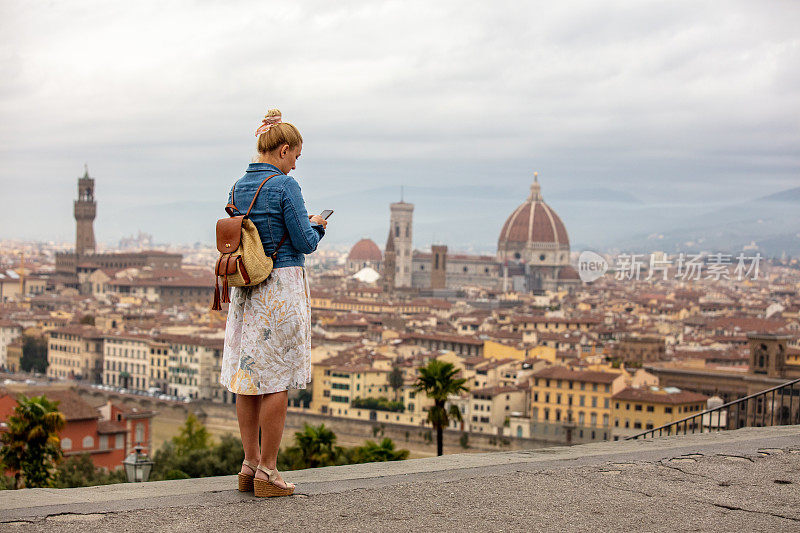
74;165;97;256
382;227;396;294
389;200;413;288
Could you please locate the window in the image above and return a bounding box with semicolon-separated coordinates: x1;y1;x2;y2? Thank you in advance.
646;405;654;412
591;397;597;408
635;405;642;411
100;435;108;449
579;395;585;407
590;413;597;426
135;423;145;443
82;435;94;449
61;437;72;450
115;434;124;449
633;422;642;429
603;414;609;427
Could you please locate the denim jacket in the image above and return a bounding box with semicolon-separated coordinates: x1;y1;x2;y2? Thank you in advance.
227;163;324;268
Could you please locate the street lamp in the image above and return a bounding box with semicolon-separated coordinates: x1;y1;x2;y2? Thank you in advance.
123;445;153;482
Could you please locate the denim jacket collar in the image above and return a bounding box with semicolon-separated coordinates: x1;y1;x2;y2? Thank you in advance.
246;162;284;174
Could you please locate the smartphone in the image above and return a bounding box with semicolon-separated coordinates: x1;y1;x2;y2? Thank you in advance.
319;209;334;220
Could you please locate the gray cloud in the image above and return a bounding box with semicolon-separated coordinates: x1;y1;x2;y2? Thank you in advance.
1;0;798;246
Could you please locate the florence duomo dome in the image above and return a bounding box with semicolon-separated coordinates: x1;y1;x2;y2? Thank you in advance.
497;172;578;291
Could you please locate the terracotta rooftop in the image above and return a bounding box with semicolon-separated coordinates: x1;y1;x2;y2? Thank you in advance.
612;387;708;405
4;388;99;421
533;366;620;384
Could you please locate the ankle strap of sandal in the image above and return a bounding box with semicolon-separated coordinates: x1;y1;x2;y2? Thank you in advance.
256;464;278;482
243;459;259;471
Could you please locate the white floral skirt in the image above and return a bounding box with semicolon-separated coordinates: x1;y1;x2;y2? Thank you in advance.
219;266;312;395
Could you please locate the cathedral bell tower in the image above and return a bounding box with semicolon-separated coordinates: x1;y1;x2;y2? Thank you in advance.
74;165;97;257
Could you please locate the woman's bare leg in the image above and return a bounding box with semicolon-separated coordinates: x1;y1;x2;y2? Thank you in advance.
256;390;291;488
236;393;261;475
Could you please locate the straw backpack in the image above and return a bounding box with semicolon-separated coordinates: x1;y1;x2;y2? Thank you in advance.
212;173;288;310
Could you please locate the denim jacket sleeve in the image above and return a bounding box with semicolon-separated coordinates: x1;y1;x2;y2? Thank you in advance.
280;176;325;254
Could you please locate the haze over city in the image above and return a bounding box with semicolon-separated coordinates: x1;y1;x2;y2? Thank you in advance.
2;1;799;252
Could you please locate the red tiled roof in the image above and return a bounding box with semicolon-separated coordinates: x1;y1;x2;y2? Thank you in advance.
612;387;708;404
97;420;127;434
9;388;99;421
533;366;620;384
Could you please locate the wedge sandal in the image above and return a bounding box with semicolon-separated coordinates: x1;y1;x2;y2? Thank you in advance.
253;464;295;498
238;459;259;492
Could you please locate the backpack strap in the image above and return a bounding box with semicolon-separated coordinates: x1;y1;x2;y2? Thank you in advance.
226;172;291;260
226;172;280;217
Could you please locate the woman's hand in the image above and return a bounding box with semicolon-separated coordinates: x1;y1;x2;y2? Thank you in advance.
309;214;328;229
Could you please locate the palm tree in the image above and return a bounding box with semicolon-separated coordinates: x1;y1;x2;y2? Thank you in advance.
414;360;469;456
294;423;338;468
0;394;66;489
355;438;409;463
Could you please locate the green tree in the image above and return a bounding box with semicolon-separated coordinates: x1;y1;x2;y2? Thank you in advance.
414;359;469;456
150;432;244;481
0;394;66;488
172;413;210;454
296;388;312;408
389;366;404;401
278;423;339;470
20;335;48;374
351;438;409;463
55;454;126;488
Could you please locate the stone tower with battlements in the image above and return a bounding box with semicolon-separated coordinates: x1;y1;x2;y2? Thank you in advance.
389;201;413;288
74;166;97;256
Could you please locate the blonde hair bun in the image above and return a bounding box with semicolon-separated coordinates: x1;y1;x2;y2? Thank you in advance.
255;108;302;153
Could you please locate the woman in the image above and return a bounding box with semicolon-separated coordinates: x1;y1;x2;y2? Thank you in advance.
219;109;327;497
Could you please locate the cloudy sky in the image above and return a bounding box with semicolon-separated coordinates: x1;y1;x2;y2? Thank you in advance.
1;1;798;250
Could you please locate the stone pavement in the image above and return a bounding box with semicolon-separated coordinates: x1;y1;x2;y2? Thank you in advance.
2;426;799;532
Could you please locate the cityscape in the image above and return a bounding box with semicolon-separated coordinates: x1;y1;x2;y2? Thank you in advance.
2;1;799;529
2;164;799;465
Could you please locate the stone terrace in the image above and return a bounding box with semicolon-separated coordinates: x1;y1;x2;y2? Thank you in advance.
2;425;799;532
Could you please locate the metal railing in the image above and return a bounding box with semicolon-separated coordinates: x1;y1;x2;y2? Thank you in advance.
626;377;800;440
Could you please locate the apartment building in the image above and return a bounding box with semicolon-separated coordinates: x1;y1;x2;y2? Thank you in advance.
159;334;223;400
464;384;528;434
102;333;152;391
611;386;708;440
0;320;22;369
47;325;103;383
522;365;629;444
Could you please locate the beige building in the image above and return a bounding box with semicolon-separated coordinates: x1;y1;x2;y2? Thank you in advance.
611;386;708;440
158;334;223;401
522;366;629;444
465;385;528;435
46;325;103;383
0;320;22;370
102;333;152;391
